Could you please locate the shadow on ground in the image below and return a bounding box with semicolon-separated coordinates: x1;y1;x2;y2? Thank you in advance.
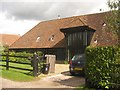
54;71;85;87
61;71;85;77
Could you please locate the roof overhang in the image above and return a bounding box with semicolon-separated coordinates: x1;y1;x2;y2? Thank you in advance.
60;26;96;33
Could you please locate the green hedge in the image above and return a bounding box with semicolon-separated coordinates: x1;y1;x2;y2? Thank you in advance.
85;46;120;89
1;50;43;63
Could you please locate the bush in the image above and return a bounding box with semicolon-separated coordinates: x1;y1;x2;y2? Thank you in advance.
1;50;43;63
64;60;69;64
85;46;120;89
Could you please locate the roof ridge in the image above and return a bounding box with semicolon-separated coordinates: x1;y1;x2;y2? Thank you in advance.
39;11;108;24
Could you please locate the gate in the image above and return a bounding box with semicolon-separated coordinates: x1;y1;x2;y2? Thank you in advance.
0;51;45;77
0;51;55;77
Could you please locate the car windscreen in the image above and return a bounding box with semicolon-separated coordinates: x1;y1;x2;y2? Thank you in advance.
72;54;85;61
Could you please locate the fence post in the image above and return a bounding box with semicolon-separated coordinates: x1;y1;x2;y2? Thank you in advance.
6;50;9;70
33;53;38;77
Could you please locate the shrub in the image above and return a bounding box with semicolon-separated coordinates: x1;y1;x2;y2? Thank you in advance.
2;50;43;63
1;51;33;63
85;46;120;89
36;51;43;56
64;60;69;64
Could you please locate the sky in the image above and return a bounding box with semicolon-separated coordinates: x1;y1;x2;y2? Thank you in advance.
0;0;110;36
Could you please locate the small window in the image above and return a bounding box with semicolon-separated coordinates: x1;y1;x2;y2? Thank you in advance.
36;36;40;42
49;35;54;41
102;22;106;26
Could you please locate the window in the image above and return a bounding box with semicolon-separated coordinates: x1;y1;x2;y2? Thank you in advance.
49;35;54;41
102;22;106;27
36;36;40;42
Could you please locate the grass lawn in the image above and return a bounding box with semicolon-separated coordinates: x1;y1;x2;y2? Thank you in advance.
0;61;43;82
0;68;34;82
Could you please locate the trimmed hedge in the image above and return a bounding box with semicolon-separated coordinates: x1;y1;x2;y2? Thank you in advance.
85;46;120;89
1;50;43;63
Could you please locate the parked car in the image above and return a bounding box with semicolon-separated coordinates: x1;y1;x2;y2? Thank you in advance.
69;54;86;75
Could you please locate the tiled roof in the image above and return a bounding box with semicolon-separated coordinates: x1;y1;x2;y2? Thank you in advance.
0;34;20;46
10;12;111;49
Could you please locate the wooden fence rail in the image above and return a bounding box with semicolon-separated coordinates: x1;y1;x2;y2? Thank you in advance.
0;52;43;77
0;65;32;71
0;59;31;65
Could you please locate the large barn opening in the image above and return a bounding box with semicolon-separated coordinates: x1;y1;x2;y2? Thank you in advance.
61;26;95;60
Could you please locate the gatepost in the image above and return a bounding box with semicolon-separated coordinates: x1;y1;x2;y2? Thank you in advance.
45;55;56;73
33;53;38;77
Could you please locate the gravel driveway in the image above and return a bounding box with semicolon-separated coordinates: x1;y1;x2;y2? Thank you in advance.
0;64;85;89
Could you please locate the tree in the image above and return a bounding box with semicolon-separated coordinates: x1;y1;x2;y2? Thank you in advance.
107;0;120;46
